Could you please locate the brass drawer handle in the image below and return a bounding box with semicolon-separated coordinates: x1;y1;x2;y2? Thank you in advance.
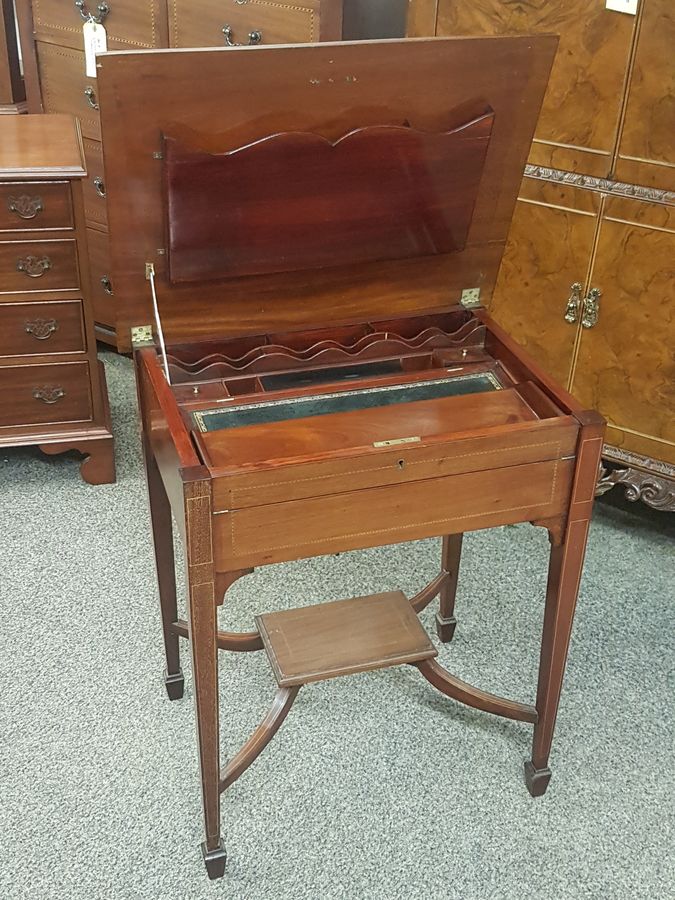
17;255;52;277
7;194;44;220
84;86;99;110
33;385;65;404
74;0;110;24
93;176;106;198
222;24;262;46
25;318;59;340
582;287;601;329
101;275;114;295
564;282;582;324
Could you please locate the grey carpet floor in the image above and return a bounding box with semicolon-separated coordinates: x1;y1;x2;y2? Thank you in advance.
1;349;674;900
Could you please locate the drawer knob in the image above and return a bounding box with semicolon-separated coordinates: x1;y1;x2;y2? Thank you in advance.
222;24;262;46
93;176;106;198
25;318;59;340
84;86;99;110
33;386;65;404
17;255;52;277
101;275;114;295
7;194;44;220
74;0;110;24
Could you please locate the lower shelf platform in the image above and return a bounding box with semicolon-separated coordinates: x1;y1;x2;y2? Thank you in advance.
213;588;540;808
255;590;438;687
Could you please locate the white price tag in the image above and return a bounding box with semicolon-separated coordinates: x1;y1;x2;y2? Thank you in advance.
606;0;638;14
83;21;108;78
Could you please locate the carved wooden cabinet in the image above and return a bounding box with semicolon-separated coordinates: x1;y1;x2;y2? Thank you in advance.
409;0;675;510
15;0;405;345
0;113;115;483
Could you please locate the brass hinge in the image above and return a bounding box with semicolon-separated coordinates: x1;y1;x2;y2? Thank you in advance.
130;324;154;348
460;288;481;309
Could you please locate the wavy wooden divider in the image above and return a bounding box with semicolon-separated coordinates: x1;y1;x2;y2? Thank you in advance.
163;113;494;283
167;313;486;383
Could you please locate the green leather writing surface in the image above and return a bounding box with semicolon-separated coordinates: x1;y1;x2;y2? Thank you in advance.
194;372;500;433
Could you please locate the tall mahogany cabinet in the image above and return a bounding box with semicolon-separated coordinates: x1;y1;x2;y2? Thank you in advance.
409;0;675;511
15;0;406;345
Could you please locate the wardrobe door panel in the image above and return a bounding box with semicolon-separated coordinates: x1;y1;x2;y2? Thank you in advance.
490;177;599;387
614;0;675;192
571;196;675;464
431;0;636;177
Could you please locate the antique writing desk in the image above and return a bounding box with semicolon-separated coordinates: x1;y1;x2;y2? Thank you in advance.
96;36;604;878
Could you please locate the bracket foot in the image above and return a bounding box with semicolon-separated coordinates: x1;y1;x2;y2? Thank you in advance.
164;668;185;701
435;613;457;643
202;840;227;880
524;760;552;797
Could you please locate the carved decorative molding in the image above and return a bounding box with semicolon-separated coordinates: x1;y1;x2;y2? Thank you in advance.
603;444;675;479
524;165;675;206
596;461;675;512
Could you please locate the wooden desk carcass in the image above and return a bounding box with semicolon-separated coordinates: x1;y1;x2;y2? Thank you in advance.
96;37;604;877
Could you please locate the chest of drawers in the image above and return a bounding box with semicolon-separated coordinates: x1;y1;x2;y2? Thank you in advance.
0;113;115;483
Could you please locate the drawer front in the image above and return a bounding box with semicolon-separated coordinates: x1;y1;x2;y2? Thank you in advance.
214;457;575;568
86;227;115;329
0;239;79;293
169;0;333;47
82;140;107;229
0;300;85;356
0;361;92;427
32;0;163;51
36;43;101;142
0;182;73;232
212;422;579;510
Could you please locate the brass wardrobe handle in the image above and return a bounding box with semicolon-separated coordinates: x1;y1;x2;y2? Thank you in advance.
17;255;52;277
33;386;65;404
25;318;59;340
93;176;106;198
74;0;110;24
8;194;44;220
101;275;114;295
84;86;99;110
564;282;582;324
222;25;262;46
582;288;601;329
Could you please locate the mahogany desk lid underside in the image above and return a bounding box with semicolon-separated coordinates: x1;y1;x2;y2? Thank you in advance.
96;36;557;351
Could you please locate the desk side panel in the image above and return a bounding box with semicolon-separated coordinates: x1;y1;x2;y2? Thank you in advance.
135;347;200;536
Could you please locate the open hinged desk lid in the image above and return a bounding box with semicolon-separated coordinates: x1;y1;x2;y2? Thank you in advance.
96;36;557;352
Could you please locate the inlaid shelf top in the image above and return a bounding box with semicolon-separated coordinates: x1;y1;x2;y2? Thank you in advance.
256;591;437;687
